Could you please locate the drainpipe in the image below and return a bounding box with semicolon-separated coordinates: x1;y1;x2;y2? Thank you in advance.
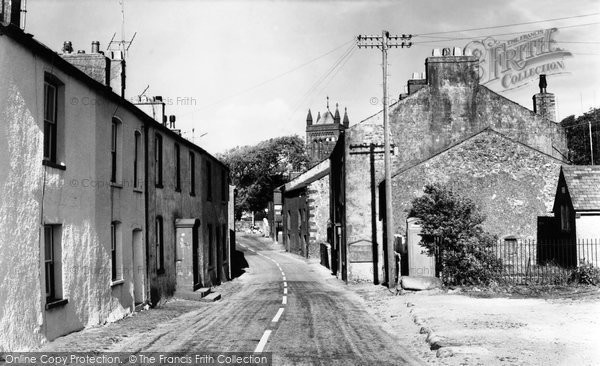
143;123;150;305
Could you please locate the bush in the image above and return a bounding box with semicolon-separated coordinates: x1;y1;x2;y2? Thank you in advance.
569;262;600;285
409;184;502;286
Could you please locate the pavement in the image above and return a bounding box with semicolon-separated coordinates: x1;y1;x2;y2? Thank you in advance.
39;233;427;366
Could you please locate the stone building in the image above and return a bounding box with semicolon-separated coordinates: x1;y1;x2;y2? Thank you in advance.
330;47;568;283
276;99;348;262
0;7;230;351
305;97;349;166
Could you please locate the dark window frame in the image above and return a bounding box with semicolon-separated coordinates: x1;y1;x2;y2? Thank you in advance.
174;144;181;191
43;80;58;163
134;131;141;188
189;151;196;196
208;224;214;267
156;216;164;274
155;134;163;188
206;160;212;201
111;119;119;183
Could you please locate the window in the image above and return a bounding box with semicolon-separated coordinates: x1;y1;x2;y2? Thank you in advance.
110;222;122;282
134;131;141;188
189;152;195;196
208;224;214;267
174;144;181;191
111;119;119;183
221;170;228;201
156;217;164;273
43;80;58;162
155;134;163;187
44;225;63;303
561;204;571;232
206;160;212;201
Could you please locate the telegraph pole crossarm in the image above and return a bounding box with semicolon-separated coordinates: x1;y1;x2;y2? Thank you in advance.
357;31;412;289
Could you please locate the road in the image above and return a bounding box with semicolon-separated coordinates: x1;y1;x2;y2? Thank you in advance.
43;234;425;365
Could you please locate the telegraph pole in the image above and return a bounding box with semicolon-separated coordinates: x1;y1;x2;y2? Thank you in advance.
357;31;412;289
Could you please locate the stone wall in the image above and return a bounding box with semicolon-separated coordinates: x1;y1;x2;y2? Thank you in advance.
389;130;563;240
307;175;329;259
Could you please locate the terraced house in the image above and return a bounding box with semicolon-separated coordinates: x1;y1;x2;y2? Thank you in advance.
0;2;231;351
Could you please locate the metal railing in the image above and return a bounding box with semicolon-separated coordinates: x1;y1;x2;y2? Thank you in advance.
493;239;600;284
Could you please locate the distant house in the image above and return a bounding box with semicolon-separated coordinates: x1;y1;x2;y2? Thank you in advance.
539;166;600;267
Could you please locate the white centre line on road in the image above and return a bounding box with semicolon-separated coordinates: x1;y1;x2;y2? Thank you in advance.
272;307;285;323
282;276;286;281
255;330;272;353
283;281;287;287
283;288;288;295
282;295;287;305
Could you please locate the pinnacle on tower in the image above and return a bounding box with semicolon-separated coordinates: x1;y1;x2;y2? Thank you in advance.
334;103;341;124
343;107;350;127
326;96;330;110
306;109;313;126
317;111;321;122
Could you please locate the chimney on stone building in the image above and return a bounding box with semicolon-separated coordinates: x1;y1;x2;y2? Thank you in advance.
532;74;556;122
60;41;126;98
1;0;21;28
425;46;479;90
407;71;427;95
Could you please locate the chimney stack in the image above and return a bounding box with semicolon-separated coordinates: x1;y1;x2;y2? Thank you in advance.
533;74;556;122
91;41;100;54
425;46;479;91
1;0;21;28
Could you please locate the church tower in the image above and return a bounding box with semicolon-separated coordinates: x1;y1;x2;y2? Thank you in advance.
306;97;349;166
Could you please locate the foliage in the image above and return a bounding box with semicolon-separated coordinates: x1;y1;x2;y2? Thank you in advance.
569;261;600;286
408;183;502;286
219;135;309;220
560;108;600;165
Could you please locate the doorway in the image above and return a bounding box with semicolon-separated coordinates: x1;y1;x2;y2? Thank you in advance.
132;229;145;305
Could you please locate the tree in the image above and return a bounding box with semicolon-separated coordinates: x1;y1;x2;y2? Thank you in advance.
408;184;502;286
219;135;309;220
561;108;600;165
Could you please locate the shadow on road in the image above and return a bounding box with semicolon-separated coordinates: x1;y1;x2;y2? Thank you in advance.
231;249;249;279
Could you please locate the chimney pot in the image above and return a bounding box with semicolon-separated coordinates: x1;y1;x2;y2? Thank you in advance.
77;50;86;54
412;72;419;79
452;47;462;56
432;48;441;56
91;41;100;54
442;47;451;56
62;41;73;54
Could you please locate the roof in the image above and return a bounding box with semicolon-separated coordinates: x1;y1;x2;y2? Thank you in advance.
0;22;228;171
315;110;335;125
284;159;330;192
561;165;600;211
383;128;566;184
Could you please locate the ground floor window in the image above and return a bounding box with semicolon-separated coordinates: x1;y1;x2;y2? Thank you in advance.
44;225;63;302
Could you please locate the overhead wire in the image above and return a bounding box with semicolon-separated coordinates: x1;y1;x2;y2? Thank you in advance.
414;12;600;36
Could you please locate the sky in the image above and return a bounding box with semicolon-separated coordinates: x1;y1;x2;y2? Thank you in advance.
25;0;600;155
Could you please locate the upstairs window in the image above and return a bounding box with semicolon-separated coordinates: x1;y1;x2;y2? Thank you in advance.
174;144;181;191
111;119;119;183
221;169;228;202
189;152;196;196
43;80;58;162
133;131;141;188
206;160;213;201
560;204;571;232
155;134;163;187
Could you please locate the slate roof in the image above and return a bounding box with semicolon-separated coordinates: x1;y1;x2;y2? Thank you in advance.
562;165;600;211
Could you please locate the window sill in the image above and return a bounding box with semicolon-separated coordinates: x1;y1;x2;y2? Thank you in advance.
111;279;125;287
157;269;165;275
110;182;123;189
45;298;68;310
155;184;164;189
190;193;196;197
133;188;143;194
175;188;181;193
42;160;66;171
